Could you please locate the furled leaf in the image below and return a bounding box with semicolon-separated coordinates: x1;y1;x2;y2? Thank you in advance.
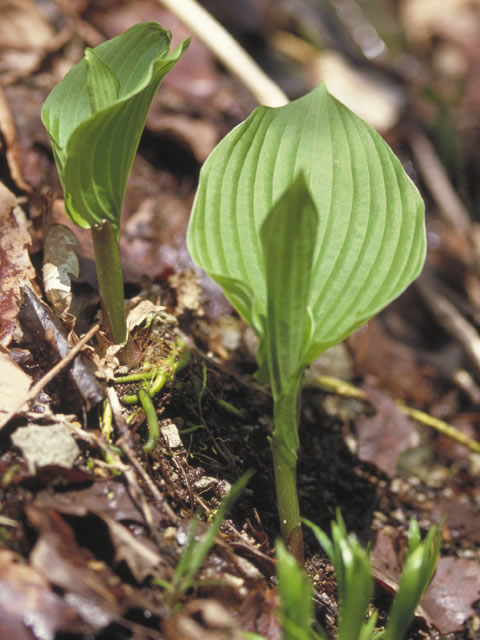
275;539;323;640
259;174;318;395
305;512;374;640
42;22;190;234
187;83;425;368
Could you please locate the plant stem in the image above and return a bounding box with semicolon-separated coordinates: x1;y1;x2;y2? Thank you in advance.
138;387;160;453
91;220;127;344
271;378;304;564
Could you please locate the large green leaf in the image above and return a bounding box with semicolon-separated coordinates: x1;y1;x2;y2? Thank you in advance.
42;22;189;234
187;83;425;366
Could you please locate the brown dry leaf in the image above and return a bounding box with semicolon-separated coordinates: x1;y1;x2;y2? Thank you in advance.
42;224;79;318
0;182;35;346
0;0;56;84
0;88;30;192
102;515;162;582
422;556;480;633
169;269;203;315
0;346;31;428
0;549;81;640
27;506;124;628
125;298;167;334
0;0;54;49
348;320;436;405
431;497;480;544
163;599;245;640
356;388;419;476
19;286;105;410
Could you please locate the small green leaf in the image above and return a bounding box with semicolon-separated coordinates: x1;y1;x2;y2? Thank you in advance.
42;22;190;234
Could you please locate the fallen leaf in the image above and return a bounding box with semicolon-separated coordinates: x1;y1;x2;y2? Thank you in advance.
0;0;54;49
356;388;418;476
0;346;31;429
146;113;218;162
0;182;35;346
0;549;81;640
422;556;480;633
19;286;104;411
42;224;80;318
0;88;30;191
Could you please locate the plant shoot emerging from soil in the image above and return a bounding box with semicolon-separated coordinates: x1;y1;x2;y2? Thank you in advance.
42;22;189;343
187;84;426;563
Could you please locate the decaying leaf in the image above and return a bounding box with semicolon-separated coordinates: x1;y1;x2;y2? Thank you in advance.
422;556;480;633
0;345;31;428
42;224;80;318
0;549;82;640
19;286;104;410
0;88;31;192
0;182;35;346
11;423;80;472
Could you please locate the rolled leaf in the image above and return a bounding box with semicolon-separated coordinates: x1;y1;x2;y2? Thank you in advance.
42;22;190;234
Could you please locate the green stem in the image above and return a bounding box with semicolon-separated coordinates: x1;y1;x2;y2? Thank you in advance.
271;377;304;565
138;387;160;453
91;219;127;344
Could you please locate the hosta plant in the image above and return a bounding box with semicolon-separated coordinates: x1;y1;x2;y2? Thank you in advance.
187;83;426;562
42;22;189;343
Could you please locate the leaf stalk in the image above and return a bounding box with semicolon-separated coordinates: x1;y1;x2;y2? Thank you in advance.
271;378;304;564
91;219;127;344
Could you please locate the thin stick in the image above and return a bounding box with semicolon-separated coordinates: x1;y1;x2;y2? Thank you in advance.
310;375;480;454
408;129;470;233
5;323;100;423
156;0;289;107
416;274;480;374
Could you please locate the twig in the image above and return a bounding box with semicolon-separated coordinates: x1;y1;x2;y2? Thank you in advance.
4;323;100;424
309;375;480;454
408;129;470;234
156;0;289;107
416;274;480;374
116;435;177;522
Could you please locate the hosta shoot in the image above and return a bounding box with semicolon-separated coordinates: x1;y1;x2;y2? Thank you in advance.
304;512;441;640
187;83;426;562
42;23;189;343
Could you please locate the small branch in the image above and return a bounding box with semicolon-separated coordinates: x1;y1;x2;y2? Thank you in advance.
156;0;289;107
5;323;100;423
309;375;480;454
416;273;480;374
408;129;470;234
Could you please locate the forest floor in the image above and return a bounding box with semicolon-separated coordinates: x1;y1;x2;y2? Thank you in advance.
1;1;480;639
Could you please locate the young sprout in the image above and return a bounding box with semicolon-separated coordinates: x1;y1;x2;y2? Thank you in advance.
304;511;441;640
187;84;426;562
42;23;189;343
